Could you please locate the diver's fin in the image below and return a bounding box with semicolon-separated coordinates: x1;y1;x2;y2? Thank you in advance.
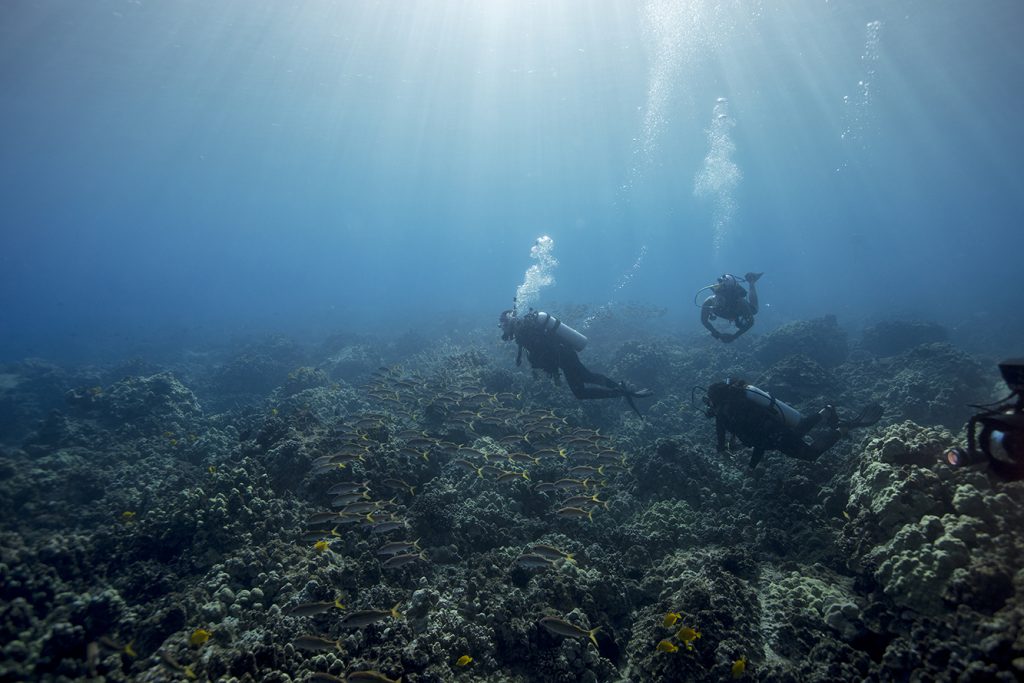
841;404;884;430
744;272;764;283
748;448;765;468
624;394;644;420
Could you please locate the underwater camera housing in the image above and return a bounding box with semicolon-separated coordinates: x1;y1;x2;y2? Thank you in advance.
945;358;1024;480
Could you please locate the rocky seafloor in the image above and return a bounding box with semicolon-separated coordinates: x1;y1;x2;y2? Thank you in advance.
1;315;1021;682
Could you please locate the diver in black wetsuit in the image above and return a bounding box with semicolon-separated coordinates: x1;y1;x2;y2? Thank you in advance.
700;272;763;343
703;378;883;468
499;309;653;416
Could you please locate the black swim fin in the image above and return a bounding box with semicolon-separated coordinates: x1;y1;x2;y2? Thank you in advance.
624;393;644;419
748;448;765;469
841;403;884;430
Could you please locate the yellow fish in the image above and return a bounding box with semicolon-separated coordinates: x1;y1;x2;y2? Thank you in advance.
656;639;679;653
189;629;211;647
456;655;472;667
208;466;217;474
731;655;747;678
676;626;702;651
314;540;330;553
121;511;136;523
99;636;135;657
662;611;681;628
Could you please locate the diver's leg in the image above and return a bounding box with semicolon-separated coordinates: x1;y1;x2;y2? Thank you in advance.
580;367;619;389
779;429;842;461
805;430;843;459
562;351;626;400
796;406;837;436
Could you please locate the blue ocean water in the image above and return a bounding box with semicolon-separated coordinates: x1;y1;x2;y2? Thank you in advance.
1;0;1021;362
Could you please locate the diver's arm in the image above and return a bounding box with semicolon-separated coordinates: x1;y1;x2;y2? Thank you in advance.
701;299;720;337
516;343;524;367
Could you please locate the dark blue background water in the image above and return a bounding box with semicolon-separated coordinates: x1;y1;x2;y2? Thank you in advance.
2;0;1021;361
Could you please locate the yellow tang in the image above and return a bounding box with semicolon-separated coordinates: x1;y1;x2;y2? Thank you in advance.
731;655;747;678
656;640;679;653
456;655;472;667
189;629;211;647
662;611;681;628
676;626;702;651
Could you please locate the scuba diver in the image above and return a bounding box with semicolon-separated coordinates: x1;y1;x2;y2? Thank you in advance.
499;308;653;417
698;272;763;343
702;378;883;468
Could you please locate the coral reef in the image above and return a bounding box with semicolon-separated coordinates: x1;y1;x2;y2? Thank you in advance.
0;319;1020;682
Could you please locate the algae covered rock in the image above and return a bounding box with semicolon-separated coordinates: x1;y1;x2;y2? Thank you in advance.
755;316;848;368
759;568;861;654
867;514;974;615
861;320;948;357
210;336;307;399
100;372;202;436
846;421;955;541
863;420;956;468
1;360;90;443
609;340;683;395
280;366;329;396
755;353;835;403
881;343;990;427
320;343;383;382
844;419;1024;621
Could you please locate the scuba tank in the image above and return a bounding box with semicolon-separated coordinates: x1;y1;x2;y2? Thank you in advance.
693;274;748;307
534;311;588;351
742;384;803;429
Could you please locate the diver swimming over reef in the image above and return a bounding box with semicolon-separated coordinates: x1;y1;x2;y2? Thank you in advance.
698;272;763;343
702;378;883;468
499;308;652;416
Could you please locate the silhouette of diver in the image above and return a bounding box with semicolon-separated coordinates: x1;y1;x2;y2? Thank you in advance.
703;378;883;467
700;272;763;343
500;309;652;417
